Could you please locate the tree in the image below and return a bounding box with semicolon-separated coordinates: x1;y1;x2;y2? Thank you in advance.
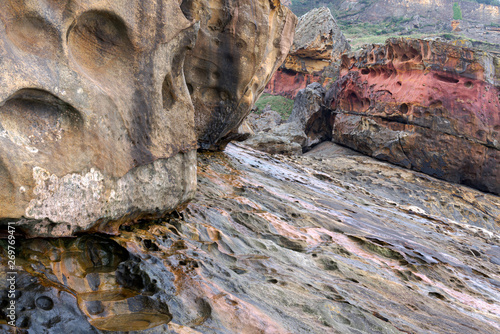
453;3;463;20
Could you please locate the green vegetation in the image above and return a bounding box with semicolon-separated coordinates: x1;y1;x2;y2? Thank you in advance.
337;17;431;50
254;93;294;120
453;3;463;20
442;33;456;40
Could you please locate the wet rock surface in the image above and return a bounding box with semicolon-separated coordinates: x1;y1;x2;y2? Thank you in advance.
2;142;499;333
328;37;500;195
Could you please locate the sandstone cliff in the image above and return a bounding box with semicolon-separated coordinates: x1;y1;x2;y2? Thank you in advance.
0;0;296;236
265;7;350;99
182;0;297;150
327;38;500;195
0;0;199;236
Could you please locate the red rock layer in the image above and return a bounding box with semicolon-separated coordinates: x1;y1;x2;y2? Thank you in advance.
327;38;500;195
265;69;327;99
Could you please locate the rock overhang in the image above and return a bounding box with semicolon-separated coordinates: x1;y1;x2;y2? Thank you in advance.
0;0;297;237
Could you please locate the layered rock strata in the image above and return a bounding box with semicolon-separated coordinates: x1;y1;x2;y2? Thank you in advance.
266;7;350;98
327;38;500;195
182;0;297;150
2;143;500;333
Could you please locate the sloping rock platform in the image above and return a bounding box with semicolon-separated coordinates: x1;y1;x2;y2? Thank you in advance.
2;143;499;333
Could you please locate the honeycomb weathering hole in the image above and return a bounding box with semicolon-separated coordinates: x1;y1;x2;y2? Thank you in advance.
400;103;409;114
68;11;132;73
434;73;460;84
6;16;61;58
341;92;370;112
0;89;83;145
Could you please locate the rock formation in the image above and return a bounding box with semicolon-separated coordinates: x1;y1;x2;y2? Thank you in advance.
266;7;350;98
247;108;283;133
0;0;296;236
0;0;200;236
15;235;172;331
242;82;332;155
287;82;333;148
290;0;500;45
3;143;500;333
181;0;297;150
327;38;500;195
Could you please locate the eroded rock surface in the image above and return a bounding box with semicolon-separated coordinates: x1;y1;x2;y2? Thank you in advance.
287;82;333;148
327;37;500;195
266;7;350;98
0;0;199;236
242;82;333;154
182;0;297;150
2;143;499;333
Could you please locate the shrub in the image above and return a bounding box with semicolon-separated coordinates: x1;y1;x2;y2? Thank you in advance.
453;3;463;20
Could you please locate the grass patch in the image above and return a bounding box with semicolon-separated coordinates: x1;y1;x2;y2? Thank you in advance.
254;93;294;120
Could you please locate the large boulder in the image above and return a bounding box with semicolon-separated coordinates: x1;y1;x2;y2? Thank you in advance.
327;38;500;195
242;122;306;155
287;82;333;148
0;0;201;236
181;0;297;150
247;108;283;133
266;7;350;98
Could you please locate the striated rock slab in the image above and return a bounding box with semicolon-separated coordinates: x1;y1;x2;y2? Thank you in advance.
3;143;500;333
0;0;199;236
182;0;297;150
266;7;350;98
327;37;500;195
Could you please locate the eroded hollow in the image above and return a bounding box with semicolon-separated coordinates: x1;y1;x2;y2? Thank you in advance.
67;10;132;74
6;15;61;58
162;76;176;109
434;73;460;84
400;103;409;114
0;89;83;145
340;92;370;112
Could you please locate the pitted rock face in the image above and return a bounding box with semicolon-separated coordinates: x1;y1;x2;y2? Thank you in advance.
0;0;199;236
181;0;297;150
327;38;500;195
17;235;172;331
